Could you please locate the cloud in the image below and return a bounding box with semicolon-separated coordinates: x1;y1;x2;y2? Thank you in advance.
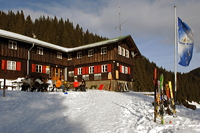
2;0;200;72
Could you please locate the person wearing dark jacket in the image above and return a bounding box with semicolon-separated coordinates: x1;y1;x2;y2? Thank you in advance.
80;79;86;91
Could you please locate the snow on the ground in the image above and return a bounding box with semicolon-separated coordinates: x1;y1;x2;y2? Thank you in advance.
0;89;200;133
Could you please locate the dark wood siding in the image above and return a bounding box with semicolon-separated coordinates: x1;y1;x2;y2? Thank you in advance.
0;37;28;59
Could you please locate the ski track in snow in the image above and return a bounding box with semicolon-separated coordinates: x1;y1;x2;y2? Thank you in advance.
0;90;200;133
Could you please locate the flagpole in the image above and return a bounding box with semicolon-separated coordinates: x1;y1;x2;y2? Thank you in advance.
174;6;177;105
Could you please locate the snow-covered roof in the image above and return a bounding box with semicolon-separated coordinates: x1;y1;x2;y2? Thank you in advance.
0;29;70;52
67;35;130;52
0;29;131;53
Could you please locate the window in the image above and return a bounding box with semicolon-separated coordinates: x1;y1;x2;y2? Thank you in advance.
126;49;129;58
94;73;101;80
88;49;94;57
36;65;42;73
57;52;62;59
89;66;94;74
68;54;72;60
77;52;82;59
101;47;107;55
122;65;125;73
118;46;121;55
122;48;125;56
37;47;43;55
68;71;74;77
7;61;16;70
8;41;17;50
78;67;82;75
125;66;128;74
82;75;89;80
102;64;107;73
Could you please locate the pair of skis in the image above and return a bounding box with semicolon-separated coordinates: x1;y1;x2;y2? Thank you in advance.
155;74;176;124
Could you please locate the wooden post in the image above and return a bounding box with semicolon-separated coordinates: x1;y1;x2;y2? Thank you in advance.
3;62;7;97
153;68;157;122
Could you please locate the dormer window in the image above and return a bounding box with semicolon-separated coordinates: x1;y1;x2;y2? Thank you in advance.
37;47;43;55
8;40;17;50
57;52;62;59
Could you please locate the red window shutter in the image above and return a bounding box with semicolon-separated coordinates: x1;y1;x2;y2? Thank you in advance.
16;62;21;71
107;64;111;72
74;68;78;75
94;66;98;74
2;60;6;69
42;65;46;73
82;67;86;75
119;65;122;73
128;67;131;74
85;66;89;74
97;65;101;73
32;64;36;72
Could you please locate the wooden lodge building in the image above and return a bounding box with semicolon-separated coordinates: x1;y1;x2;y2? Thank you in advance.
0;29;141;91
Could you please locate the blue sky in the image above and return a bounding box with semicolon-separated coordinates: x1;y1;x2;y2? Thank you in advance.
0;0;200;73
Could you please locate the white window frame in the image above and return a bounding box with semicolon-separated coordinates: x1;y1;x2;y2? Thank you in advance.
88;49;94;57
94;73;101;80
68;54;72;60
36;64;42;73
122;48;125;56
7;60;16;70
101;47;107;55
37;47;43;55
8;40;17;50
125;66;128;74
57;52;62;59
78;67;82;75
122;65;125;73
118;46;121;55
102;64;107;73
126;49;129;58
68;71;74;77
77;52;82;59
82;75;89;81
89;66;94;74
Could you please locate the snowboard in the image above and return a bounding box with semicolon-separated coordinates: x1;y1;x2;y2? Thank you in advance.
168;81;176;116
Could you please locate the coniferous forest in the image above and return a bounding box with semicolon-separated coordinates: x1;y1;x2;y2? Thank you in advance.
0;10;200;104
0;10;108;48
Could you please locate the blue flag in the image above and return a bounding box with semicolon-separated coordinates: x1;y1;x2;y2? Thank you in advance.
178;17;194;66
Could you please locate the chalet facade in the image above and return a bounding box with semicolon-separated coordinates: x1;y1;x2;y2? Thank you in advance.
0;29;141;91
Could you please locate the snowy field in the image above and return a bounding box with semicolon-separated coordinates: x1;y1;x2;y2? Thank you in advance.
0;89;200;133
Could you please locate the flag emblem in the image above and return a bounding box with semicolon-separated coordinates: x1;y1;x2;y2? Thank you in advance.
178;17;194;66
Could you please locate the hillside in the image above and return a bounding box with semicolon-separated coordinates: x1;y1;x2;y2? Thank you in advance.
0;10;108;48
133;56;200;103
1;90;200;133
189;67;200;78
